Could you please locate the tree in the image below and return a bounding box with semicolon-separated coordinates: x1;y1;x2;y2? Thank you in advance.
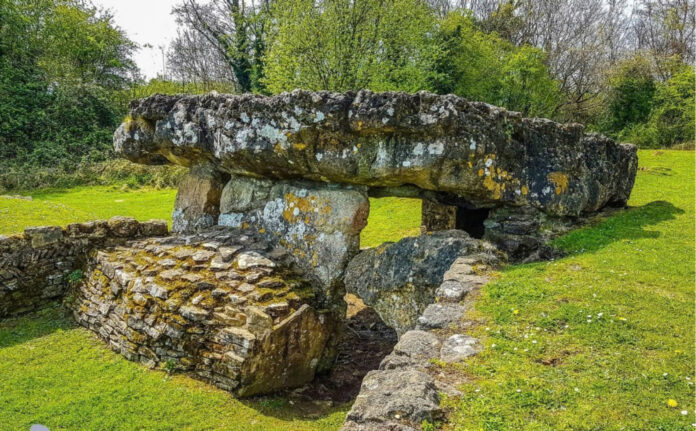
171;0;270;93
632;0;695;78
0;0;136;167
604;55;656;133
431;12;560;117
263;0;439;93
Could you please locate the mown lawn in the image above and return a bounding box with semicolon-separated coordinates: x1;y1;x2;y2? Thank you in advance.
450;150;695;430
0;150;693;430
0;185;176;235
0;184;420;248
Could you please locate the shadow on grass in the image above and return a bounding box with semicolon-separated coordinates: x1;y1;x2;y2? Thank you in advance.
0;303;76;349
553;200;685;255
240;397;350;423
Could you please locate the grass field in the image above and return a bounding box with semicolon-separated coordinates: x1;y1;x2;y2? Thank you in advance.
451;150;695;430
0;185;420;248
0;150;693;430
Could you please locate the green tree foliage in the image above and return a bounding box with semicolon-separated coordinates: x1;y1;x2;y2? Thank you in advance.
263;0;439;93
604;56;656;133
431;12;560;117
597;54;694;148
0;0;135;169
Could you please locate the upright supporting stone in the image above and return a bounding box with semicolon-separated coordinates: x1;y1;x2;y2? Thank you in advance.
421;199;456;233
219;176;369;311
172;164;227;233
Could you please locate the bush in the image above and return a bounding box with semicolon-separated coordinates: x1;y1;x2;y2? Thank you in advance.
0;159;186;193
598;57;694;148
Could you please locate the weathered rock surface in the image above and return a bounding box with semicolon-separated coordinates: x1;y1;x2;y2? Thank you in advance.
342;369;442;430
440;334;480;363
72;226;340;396
172;164;228;233
115;90;637;218
343;247;493;430
218;176;369;310
344;230;498;334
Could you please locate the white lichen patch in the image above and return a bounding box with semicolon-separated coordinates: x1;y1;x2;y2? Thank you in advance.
427;141;444;155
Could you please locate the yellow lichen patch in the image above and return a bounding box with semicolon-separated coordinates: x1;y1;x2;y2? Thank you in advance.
521;185;529;196
547;172;569;195
292;143;307;150
478;169;484;177
483;175;503;200
357;121;363;130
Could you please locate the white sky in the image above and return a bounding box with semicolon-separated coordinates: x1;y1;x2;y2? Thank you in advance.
93;0;181;79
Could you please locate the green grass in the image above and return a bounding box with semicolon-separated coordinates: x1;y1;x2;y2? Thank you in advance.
0;306;347;431
0;185;176;235
361;196;422;248
0;150;693;430
450;150;695;430
0;184;421;247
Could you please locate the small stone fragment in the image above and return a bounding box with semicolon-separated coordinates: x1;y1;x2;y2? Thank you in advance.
235;251;275;270
219;246;243;262
180;305;209;321
435;280;472;302
440;334;480;363
417;303;467;330
192;250;216;263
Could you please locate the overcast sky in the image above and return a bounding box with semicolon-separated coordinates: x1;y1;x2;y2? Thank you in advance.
94;0;180;79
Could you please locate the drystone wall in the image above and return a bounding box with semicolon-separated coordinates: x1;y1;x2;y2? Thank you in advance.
72;226;340;396
0;217;167;318
343;251;495;431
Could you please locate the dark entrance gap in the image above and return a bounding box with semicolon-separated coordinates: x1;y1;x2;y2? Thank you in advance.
455;207;489;239
279;294;397;404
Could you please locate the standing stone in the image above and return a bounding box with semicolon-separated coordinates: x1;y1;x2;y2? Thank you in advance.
421;199;456;232
219;176;369;310
172;164;227;233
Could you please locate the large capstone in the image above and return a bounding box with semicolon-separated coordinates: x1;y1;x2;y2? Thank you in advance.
72;227;340;397
344;230;499;335
115;90;637;218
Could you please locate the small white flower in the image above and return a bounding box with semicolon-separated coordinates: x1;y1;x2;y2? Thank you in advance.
681;410;688;415
532;340;537;344
664;373;669;377
574;387;580;392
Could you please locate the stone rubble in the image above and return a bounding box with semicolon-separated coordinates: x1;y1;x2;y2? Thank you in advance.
344;230;500;335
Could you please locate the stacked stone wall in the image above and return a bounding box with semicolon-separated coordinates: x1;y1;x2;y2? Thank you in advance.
343;249;495;431
72;227;340;397
0;217;167;318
